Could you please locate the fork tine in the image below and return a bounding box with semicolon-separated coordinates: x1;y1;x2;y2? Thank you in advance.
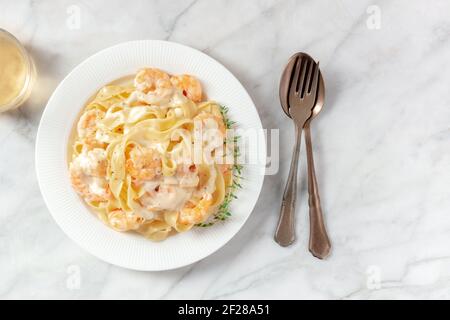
291;56;301;93
297;59;309;98
289;56;302;100
304;59;314;95
309;61;320;96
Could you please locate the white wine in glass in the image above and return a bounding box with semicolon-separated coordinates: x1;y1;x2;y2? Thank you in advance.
0;29;35;112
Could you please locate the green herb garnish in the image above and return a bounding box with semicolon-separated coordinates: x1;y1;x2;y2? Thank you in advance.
196;105;242;227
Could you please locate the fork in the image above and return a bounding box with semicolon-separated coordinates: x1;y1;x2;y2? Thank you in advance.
275;56;320;246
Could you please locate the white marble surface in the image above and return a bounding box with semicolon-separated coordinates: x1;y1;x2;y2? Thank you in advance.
1;0;449;299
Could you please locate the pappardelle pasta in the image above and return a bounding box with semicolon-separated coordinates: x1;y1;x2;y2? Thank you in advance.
68;68;239;241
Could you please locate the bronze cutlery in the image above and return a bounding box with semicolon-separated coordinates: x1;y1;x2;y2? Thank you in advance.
275;52;330;258
275;53;320;247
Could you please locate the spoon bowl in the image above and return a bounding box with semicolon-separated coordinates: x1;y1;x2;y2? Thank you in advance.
279;53;324;120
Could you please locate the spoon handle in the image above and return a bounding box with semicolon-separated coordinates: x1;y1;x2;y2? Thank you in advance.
275;123;302;246
304;125;331;259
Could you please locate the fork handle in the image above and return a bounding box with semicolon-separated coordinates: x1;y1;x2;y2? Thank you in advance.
275;123;302;247
304;125;331;259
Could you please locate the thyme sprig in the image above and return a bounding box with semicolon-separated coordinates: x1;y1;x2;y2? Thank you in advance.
196;105;242;227
220;106;236;129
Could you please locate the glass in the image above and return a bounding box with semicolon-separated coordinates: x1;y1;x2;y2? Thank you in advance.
0;29;36;112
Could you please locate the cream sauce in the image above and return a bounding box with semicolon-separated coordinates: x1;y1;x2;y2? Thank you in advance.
138;167;200;212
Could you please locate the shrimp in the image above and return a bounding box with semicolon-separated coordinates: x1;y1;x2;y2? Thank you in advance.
77;109;105;148
134;68;173;95
107;209;144;232
194;112;226;135
126;145;162;180
179;194;213;225
69;148;110;202
170;74;203;102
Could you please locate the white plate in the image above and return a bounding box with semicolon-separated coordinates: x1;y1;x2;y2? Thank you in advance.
36;40;266;271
